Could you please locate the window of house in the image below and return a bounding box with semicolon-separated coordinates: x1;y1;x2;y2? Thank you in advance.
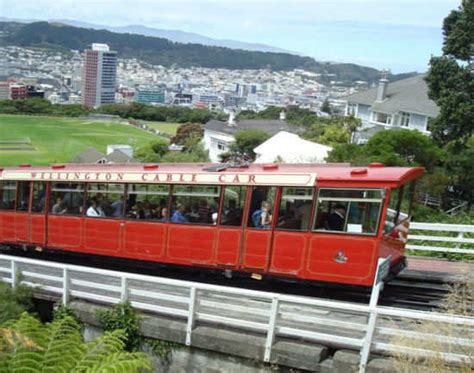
314;188;384;235
247;186;277;229
171;185;220;224
16;182;30;212
0;181;16;210
32;182;47;213
86;183;125;218
126;184;170;220
277;187;314;231
400;112;410;127
50;183;84;216
347;103;357;116
374;112;392;125
220;186;247;227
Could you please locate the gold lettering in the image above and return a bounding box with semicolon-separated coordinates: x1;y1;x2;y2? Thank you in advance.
85;173;91;180
219;174;226;183
166;174;173;182
74;172;80;180
248;175;256;183
232;175;240;183
117;173;124;181
142;173;149;181
105;173;112;181
191;173;198;182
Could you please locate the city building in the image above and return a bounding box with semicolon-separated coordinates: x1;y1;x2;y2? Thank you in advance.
203;111;303;162
0;82;9;100
26;85;45;99
343;74;439;144
135;88;165;104
82;43;117;108
9;83;27;100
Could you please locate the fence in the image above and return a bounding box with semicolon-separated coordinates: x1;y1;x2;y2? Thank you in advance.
408;222;474;255
0;254;472;372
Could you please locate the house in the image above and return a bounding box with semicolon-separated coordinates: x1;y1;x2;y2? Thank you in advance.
343;74;439;144
253;131;332;164
203;111;303;162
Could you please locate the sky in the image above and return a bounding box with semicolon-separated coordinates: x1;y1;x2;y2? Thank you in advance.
0;0;462;73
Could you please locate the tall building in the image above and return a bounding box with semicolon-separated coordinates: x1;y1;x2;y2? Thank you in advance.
82;43;117;108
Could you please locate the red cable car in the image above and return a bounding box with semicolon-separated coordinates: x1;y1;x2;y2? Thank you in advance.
0;163;423;286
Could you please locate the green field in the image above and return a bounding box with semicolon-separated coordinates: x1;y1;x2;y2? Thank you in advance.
144;121;180;136
0;115;161;166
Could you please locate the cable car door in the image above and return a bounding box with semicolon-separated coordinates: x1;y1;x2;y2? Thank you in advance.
241;186;277;271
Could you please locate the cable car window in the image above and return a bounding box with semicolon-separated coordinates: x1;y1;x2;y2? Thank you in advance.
126;184;170;221
277;187;313;231
220;186;247;227
314;188;383;235
384;184;413;234
50;183;84;216
16;181;30;212
171;185;220;224
86;183;125;218
32;182;47;213
0;181;16;210
247;186;276;229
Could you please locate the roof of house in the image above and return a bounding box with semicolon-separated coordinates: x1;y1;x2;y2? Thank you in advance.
204;119;302;136
69;147;106;163
343;74;439;117
254;131;332;163
106;149;135;163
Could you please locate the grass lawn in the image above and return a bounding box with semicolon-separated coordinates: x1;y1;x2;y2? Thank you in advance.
0;115;161;166
144;121;180;136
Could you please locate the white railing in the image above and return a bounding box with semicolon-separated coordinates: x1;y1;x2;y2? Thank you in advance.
408;222;474;255
0;254;472;372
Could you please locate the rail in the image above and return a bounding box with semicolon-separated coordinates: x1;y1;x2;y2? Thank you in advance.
408;222;474;255
0;254;472;372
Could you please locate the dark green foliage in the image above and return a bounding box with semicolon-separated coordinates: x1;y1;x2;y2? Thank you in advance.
222;129;270;161
0;313;152;372
424;0;474;203
0;282;34;324
98;103;213;124
52;303;82;326
0;21;417;84
143;338;180;366
320;99;332;114
97;302;141;352
0;98;91;117
135;138;170;163
170;123;204;145
328;129;442;170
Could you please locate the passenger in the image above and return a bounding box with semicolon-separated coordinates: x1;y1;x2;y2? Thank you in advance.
251;201;272;229
86;199;105;217
143;201;154;219
51;196;67;215
111;196;124;218
223;199;241;226
160;207;169;222
198;199;211;223
171;203;188;223
326;205;346;231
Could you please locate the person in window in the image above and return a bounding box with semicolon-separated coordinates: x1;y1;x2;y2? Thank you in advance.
198;199;211;223
171;203;189;223
326;205;346;231
86;199;105;217
52;196;67;215
111;196;124;218
252;201;272;229
160;207;169;222
223;199;240;226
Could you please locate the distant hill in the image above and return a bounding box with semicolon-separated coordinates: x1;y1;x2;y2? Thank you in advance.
0;21;417;84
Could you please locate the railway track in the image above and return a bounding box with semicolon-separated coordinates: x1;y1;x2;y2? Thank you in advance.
0;247;459;312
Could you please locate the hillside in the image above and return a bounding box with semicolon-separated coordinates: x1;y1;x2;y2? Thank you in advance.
0;115;160;166
0;21;416;84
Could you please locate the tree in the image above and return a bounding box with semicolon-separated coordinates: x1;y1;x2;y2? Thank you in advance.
223;129;270;161
424;0;473;146
134;138;169;162
0;313;152;372
320;99;332;114
170;123;204;145
363;129;442;170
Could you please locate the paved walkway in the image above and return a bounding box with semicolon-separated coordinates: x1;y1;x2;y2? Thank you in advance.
407;256;473;274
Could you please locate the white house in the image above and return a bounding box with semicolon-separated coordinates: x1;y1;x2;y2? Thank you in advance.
343;74;439;144
253;131;332;164
203;111;303;162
